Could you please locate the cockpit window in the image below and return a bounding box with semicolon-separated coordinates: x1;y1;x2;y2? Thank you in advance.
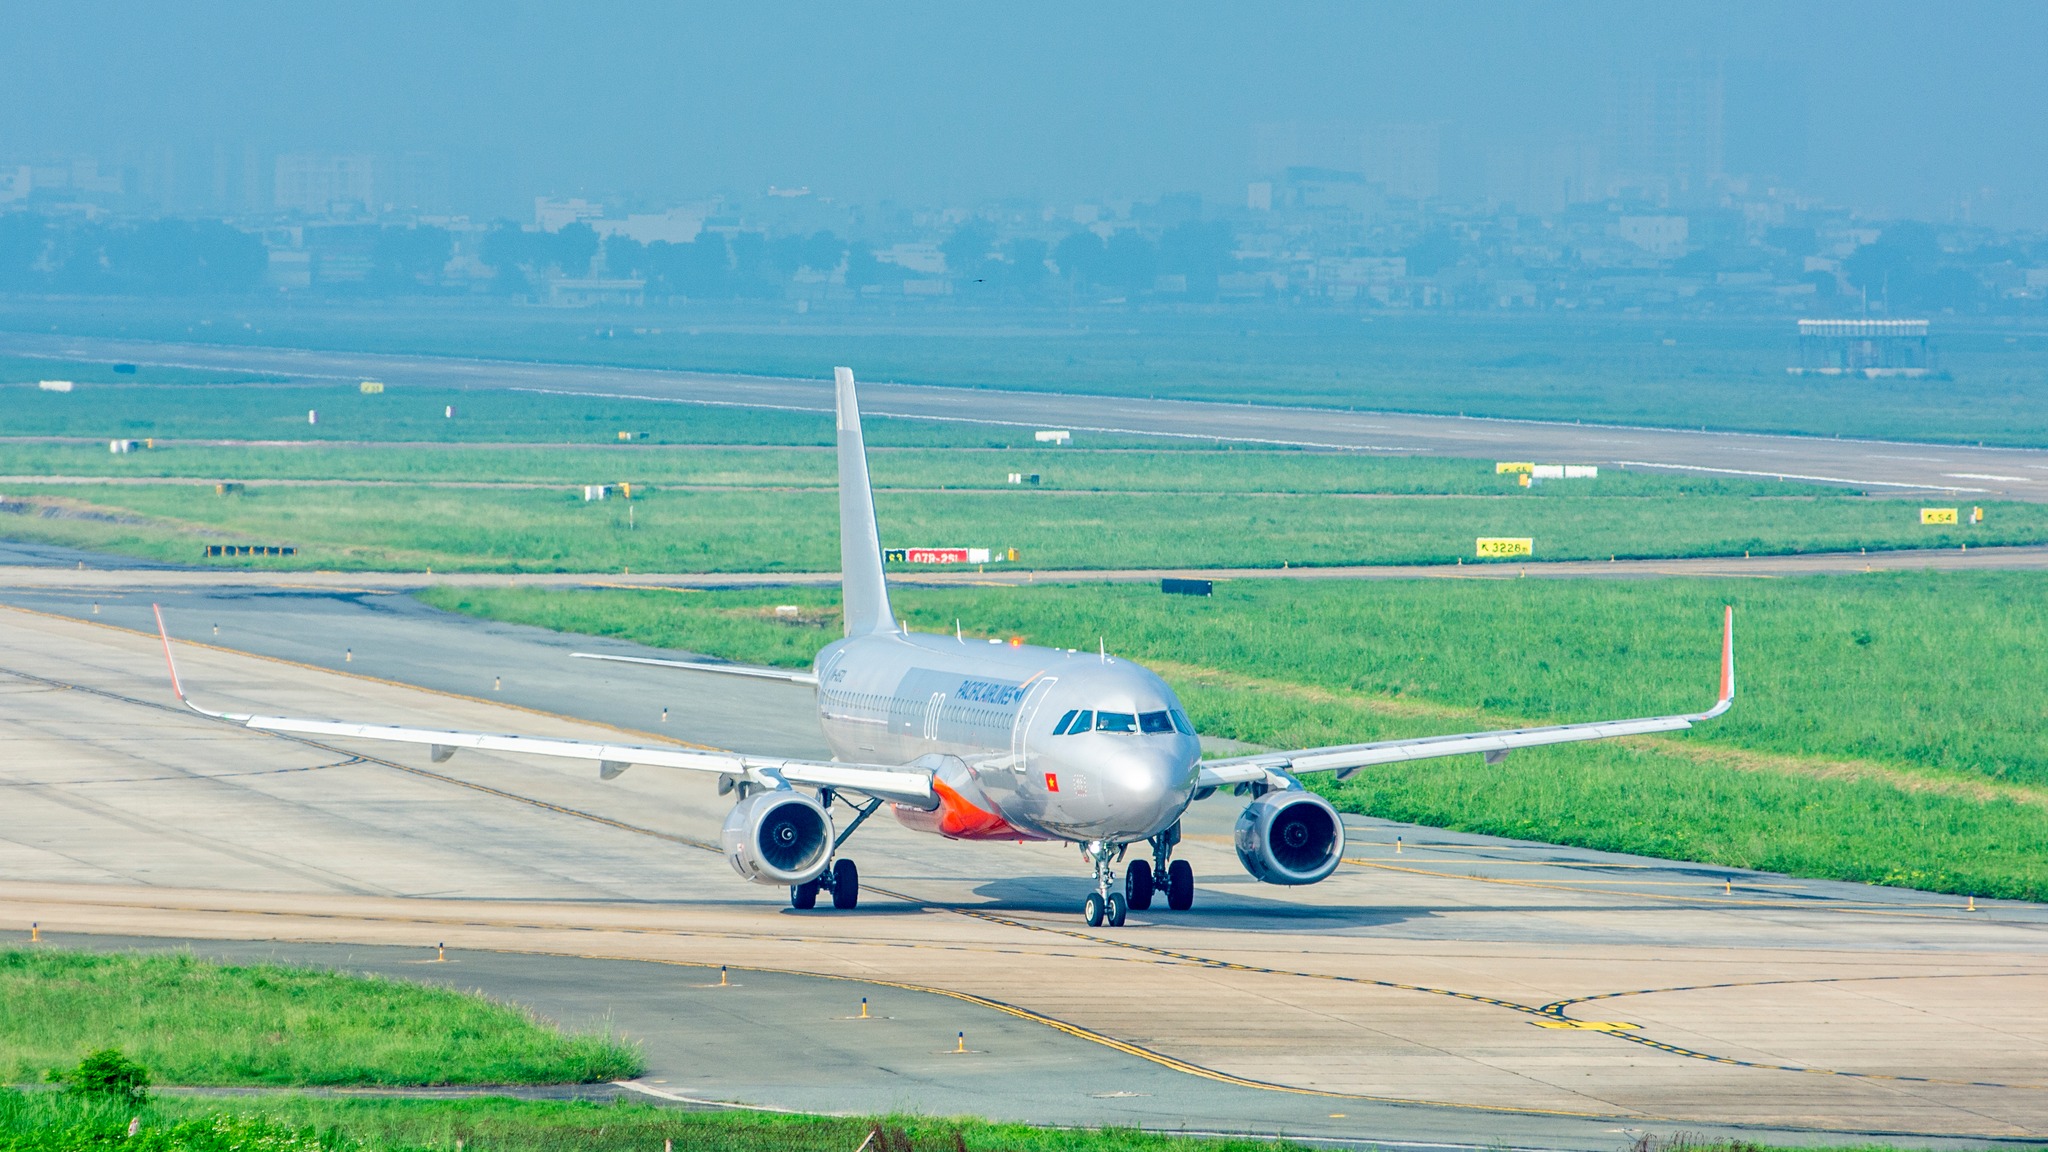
1170;708;1195;735
1138;710;1175;734
1094;711;1138;733
1055;709;1091;735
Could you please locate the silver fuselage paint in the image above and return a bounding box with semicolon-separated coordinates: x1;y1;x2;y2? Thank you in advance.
812;632;1201;843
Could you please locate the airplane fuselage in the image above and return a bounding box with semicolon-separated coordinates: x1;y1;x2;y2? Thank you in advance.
813;632;1202;844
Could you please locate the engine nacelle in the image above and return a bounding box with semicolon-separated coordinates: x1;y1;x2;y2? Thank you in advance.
721;789;832;886
1234;789;1344;885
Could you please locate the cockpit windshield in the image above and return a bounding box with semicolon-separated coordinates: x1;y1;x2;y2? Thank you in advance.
1053;707;1192;735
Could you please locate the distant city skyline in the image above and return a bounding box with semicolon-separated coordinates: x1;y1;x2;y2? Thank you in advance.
1;3;2044;227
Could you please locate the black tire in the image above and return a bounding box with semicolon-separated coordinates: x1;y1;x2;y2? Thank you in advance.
1166;859;1194;911
1083;892;1105;927
1106;891;1128;927
1124;860;1154;911
790;879;819;909
831;858;860;910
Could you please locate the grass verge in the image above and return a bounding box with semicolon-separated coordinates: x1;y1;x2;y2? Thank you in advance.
0;950;641;1087
418;572;2048;900
0;1090;1924;1152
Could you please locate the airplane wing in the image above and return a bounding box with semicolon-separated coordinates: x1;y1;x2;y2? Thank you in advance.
152;606;933;809
1197;607;1734;790
571;651;820;685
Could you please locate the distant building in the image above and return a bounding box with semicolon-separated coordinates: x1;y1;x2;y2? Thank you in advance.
1791;319;1931;378
547;277;645;307
534;197;603;231
591;207;706;245
0;166;27;203
1619;215;1690;257
274;153;375;216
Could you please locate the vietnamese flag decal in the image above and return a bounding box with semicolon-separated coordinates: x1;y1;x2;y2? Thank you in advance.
1044;772;1059;793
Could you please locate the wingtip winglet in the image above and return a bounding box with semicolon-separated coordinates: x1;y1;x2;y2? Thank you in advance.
1698;604;1736;720
151;602;186;703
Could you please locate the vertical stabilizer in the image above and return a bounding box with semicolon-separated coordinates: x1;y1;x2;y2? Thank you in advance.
835;367;896;637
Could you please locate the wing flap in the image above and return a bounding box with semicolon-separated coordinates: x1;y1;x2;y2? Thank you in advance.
153;604;930;808
572;652;820;685
1198;607;1734;788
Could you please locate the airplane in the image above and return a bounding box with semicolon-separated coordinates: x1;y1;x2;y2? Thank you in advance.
152;367;1735;928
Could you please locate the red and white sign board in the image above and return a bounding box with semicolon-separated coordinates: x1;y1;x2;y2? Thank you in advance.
903;548;992;564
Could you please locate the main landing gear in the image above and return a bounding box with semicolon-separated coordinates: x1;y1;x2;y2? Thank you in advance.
1084;825;1195;926
790;791;875;911
790;858;859;910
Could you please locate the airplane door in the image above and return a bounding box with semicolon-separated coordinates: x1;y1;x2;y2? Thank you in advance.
922;692;946;741
1010;677;1057;771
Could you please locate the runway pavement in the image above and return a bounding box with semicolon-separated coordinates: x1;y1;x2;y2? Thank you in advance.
8;332;2048;500
2;583;2046;1149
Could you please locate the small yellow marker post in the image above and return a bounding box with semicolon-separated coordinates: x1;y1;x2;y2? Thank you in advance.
1968;895;1977;912
719;965;729;986
1725;877;1733;895
860;997;869;1018
436;942;445;962
30;922;38;943
92;603;99;614
345;648;352;663
1395;836;1402;854
494;676;501;691
955;1031;966;1053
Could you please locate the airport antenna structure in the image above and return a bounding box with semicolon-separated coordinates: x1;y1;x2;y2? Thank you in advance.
147;368;1735;928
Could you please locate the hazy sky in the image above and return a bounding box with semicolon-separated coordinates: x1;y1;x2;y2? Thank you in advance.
5;2;2046;225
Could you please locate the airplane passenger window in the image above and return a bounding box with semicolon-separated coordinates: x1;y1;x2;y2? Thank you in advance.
1138;710;1174;734
1170;708;1195;735
1095;711;1138;733
1052;709;1080;735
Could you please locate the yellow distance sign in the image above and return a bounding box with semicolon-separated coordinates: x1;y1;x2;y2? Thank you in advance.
1496;462;1534;474
1921;507;1959;525
1477;537;1533;558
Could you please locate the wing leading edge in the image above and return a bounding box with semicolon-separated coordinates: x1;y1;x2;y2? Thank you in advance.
1197;606;1735;790
151;605;934;808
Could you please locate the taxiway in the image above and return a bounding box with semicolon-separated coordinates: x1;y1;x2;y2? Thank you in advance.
1;581;2045;1149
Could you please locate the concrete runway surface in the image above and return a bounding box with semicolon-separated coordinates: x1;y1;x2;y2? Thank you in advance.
2;582;2046;1149
7;332;2048;500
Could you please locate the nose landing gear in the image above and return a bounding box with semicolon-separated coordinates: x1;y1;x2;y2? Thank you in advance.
1082;841;1128;927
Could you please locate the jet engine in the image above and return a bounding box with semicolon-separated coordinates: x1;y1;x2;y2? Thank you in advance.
1234;790;1344;885
721;789;833;886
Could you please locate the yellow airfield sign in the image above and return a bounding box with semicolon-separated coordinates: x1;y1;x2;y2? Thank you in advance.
1920;508;1959;525
1477;537;1534;558
1496;462;1535;474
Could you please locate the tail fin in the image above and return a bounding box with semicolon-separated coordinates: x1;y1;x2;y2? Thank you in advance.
835;367;896;637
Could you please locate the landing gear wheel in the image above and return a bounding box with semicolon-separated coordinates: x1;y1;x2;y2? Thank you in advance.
1083;892;1106;926
790;878;820;909
1166;859;1195;911
1124;860;1154;911
830;858;860;910
1106;891;1128;927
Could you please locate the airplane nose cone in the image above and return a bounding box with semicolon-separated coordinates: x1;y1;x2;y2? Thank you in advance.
1101;744;1198;833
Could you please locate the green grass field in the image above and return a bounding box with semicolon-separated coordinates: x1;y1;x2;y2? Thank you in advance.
0;949;640;1087
419;572;2048;901
9;300;2048;446
1;480;2030;573
0;439;1836;496
0;1091;1915;1152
